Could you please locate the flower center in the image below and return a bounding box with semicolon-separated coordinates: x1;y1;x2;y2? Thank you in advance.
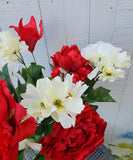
106;72;112;76
68;92;73;97
40;102;45;109
53;99;64;110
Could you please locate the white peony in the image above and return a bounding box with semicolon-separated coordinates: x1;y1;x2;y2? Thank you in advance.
0;31;28;72
21;75;87;128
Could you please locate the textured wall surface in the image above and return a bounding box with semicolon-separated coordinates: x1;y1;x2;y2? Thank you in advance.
0;0;133;145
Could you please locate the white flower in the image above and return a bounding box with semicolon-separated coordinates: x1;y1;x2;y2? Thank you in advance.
0;31;28;72
81;41;116;66
81;41;131;82
109;49;131;68
99;63;124;82
21;75;87;128
19;139;42;151
9;71;25;88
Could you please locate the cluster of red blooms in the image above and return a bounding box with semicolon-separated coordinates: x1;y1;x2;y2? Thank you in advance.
51;45;93;83
0;16;107;160
40;103;107;160
0;79;37;160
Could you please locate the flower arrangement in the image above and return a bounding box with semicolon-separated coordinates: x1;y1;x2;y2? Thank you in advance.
0;16;131;160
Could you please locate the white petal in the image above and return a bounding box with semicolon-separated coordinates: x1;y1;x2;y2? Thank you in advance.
64;97;84;113
87;67;99;80
37;77;51;94
21;84;40;99
57;110;75;128
71;81;87;97
51;111;59;122
52;77;67;98
20;98;40;109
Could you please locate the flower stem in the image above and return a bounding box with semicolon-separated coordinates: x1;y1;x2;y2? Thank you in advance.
16;52;35;85
60;73;63;81
32;53;37;64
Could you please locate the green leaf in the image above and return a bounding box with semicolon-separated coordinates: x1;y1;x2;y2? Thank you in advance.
83;86;115;103
29;134;42;143
33;153;47;160
49;63;54;70
19;63;44;86
15;80;26;102
0;64;18;102
112;155;120;158
17;149;26;160
84;78;98;95
44;122;54;136
18;79;26;94
35;117;54;136
0;71;5;80
108;144;116;147
90;104;98;110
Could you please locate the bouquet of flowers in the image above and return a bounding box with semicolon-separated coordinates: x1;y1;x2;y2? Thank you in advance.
0;16;131;160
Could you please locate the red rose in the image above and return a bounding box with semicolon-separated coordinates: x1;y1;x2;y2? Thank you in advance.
40;103;107;160
51;45;93;83
0;78;37;160
9;16;43;52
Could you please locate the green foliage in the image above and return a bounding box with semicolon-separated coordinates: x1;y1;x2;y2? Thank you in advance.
49;63;54;70
84;78;98;94
15;79;26;102
35;116;54;137
33;153;47;160
113;155;120;158
17;149;26;160
29;134;42;143
90;104;98;110
83;86;115;103
0;64;18;102
19;62;45;86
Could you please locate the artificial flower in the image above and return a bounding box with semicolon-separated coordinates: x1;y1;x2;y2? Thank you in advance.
51;45;93;83
99;62;124;82
81;41;131;81
40;103;107;160
109;48;131;68
10;16;43;52
0;31;28;72
81;41;115;66
19;139;42;151
21;74;87;128
0;78;37;160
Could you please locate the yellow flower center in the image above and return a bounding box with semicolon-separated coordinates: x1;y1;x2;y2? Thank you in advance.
40;102;45;109
68;92;73;97
53;99;64;110
106;72;112;76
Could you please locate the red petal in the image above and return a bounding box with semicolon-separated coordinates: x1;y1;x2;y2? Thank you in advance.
14;103;27;123
0;89;8;123
39;19;43;39
51;67;60;78
58;55;72;71
18;117;37;142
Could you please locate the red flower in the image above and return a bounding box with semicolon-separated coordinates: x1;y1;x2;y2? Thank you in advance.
9;16;43;52
0;78;37;160
51;45;93;83
40;103;107;160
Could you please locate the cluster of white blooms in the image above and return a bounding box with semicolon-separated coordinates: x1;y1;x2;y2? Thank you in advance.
81;41;131;82
0;31;28;72
20;75;87;129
